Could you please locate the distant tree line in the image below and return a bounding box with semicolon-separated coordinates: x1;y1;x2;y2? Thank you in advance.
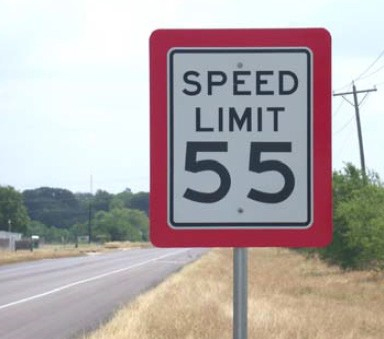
0;186;149;243
2;163;384;270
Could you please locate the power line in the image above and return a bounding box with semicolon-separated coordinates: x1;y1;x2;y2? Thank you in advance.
332;97;345;118
354;49;384;82
333;81;353;93
334;49;384;94
356;62;384;82
334;116;354;135
335;128;354;161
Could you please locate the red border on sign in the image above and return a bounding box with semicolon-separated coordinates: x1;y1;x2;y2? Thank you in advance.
150;28;332;247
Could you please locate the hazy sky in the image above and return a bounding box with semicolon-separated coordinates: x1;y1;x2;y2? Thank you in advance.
0;0;383;193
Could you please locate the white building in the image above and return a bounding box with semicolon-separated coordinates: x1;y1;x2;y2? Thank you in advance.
0;231;22;251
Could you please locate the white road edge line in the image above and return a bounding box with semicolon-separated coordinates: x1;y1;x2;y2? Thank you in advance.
0;249;189;311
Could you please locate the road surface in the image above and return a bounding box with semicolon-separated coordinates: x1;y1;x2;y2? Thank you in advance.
0;247;207;339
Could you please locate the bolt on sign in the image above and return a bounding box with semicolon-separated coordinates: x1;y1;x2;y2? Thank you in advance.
150;28;332;247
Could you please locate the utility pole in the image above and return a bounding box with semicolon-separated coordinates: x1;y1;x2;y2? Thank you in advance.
88;175;93;243
333;82;377;178
8;219;12;251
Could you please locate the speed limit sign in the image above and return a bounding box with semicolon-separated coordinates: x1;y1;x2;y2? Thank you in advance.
150;29;332;247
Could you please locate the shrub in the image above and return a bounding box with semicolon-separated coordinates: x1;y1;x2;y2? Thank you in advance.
319;164;384;270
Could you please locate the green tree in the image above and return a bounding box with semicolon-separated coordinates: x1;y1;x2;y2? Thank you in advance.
332;163;367;207
70;222;88;237
25;220;70;243
93;190;113;212
0;186;29;233
125;209;149;241
130;192;149;216
23;187;83;228
74;192;93;222
110;188;133;210
25;220;49;237
109;189;149;215
320;164;384;270
93;208;148;242
109;197;124;210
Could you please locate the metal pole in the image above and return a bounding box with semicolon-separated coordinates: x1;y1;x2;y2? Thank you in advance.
8;219;12;251
233;247;248;339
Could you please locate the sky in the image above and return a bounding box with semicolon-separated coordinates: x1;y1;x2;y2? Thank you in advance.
0;0;383;194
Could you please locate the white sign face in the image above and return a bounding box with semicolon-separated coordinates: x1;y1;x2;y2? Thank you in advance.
168;48;312;228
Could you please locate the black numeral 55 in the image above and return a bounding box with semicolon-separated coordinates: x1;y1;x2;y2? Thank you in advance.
183;141;295;203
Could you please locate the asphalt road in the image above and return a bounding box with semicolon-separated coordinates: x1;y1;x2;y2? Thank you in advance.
0;247;207;339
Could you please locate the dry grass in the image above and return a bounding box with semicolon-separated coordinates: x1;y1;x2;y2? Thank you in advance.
0;242;151;266
103;241;152;249
84;248;384;339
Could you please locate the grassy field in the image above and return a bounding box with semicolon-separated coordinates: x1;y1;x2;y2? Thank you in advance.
84;248;384;339
0;242;151;266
